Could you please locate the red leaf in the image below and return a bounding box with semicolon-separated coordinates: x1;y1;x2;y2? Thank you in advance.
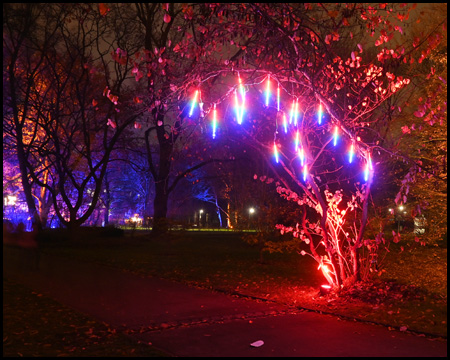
98;3;110;16
107;119;116;129
164;13;171;23
134;71;143;82
328;10;338;18
401;126;410;134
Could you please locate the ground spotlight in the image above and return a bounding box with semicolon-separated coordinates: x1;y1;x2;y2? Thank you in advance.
319;284;332;296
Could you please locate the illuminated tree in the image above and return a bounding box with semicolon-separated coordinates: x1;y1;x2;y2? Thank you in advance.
94;3;445;285
3;4;144;229
3;4;61;229
139;3;444;287
105;145;155;225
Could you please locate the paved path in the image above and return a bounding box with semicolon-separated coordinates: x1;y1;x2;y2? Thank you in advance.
3;246;447;357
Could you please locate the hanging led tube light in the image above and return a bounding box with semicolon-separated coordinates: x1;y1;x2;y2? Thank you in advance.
333;125;339;146
348;142;355;163
298;147;305;167
289;100;296;124
283;113;288;134
277;85;280;111
234;89;240;123
234;86;245;125
273;141;279;163
303;163;308;181
235;75;245;124
364;153;373;182
189;90;199;117
212;103;217;139
364;162;370;182
317;103;323;125
198;91;204;118
265;75;271;107
318;103;323;125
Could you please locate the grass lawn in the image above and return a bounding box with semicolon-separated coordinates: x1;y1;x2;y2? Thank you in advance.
3;278;170;357
36;229;447;338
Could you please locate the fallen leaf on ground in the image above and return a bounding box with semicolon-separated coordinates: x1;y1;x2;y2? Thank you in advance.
250;340;264;347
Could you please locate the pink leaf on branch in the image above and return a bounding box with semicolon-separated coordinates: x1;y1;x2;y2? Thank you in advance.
107;119;116;129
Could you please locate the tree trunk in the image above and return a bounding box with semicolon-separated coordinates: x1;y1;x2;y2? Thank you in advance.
226;202;232;228
353;169;373;282
39;197;52;229
152;183;169;235
104;207;109;226
351;246;360;283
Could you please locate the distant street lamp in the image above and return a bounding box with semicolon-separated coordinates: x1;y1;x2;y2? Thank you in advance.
199;209;204;227
248;207;255;229
397;205;405;233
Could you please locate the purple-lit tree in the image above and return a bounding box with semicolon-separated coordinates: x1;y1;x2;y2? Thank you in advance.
3;3;57;229
105;146;155;226
4;4;145;229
